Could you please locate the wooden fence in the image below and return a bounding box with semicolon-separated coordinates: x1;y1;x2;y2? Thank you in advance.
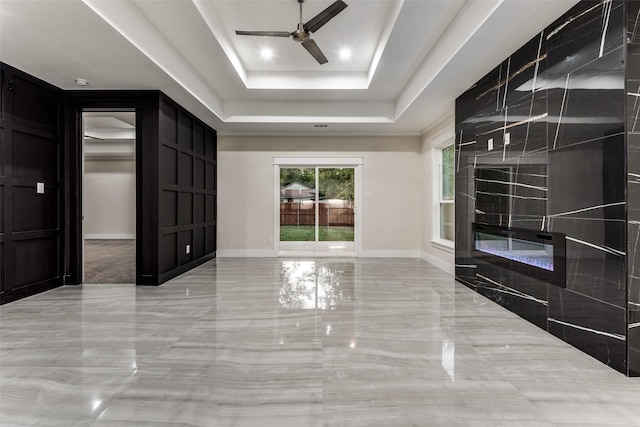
280;202;354;226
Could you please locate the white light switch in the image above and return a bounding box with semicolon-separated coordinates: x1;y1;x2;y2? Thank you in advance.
36;182;45;194
504;132;511;145
488;138;494;151
186;244;191;254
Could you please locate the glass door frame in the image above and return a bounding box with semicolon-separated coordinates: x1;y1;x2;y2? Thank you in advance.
274;157;363;257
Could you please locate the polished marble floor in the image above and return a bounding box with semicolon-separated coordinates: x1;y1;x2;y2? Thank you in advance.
2;258;640;426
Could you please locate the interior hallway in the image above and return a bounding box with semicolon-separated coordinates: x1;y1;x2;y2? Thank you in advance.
1;258;638;426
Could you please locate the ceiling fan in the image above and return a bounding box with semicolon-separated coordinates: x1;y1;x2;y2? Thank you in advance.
235;0;348;65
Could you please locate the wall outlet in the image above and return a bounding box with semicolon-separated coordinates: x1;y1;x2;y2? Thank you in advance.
378;235;384;244
36;182;45;194
186;244;191;254
488;138;494;151
268;236;273;243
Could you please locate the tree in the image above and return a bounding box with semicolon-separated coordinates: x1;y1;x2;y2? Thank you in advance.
280;168;315;188
319;168;354;200
280;167;354;201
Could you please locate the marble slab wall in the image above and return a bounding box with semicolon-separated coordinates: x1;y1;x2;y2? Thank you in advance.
455;0;631;374
627;0;640;376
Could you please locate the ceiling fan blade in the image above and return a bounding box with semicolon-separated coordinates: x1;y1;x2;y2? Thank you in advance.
304;0;348;33
235;30;291;37
301;39;328;64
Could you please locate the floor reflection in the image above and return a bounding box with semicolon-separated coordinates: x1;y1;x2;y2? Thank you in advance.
441;335;455;380
279;260;354;310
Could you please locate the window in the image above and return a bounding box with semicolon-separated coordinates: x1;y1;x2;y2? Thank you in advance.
432;137;455;250
440;144;455;241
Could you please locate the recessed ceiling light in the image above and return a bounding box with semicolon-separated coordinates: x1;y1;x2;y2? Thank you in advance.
261;48;273;59
339;49;351;60
74;78;89;86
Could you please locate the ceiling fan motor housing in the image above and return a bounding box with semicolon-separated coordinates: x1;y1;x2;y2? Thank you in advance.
293;23;309;42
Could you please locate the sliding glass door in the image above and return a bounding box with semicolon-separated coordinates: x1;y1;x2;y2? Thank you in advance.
278;164;358;255
280;167;317;251
318;168;354;252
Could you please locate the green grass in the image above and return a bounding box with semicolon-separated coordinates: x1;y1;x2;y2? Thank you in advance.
280;225;354;242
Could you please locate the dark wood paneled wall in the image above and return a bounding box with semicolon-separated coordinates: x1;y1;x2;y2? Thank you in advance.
65;92;217;287
64;91;159;286
1;63;217;304
157;95;216;283
1;63;64;303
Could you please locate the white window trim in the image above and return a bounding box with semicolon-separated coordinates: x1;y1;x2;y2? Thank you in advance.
431;130;455;252
274;157;363;166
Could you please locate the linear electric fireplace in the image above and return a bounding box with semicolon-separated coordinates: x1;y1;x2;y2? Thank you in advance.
472;223;566;288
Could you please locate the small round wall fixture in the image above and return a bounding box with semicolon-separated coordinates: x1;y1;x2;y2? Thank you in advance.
74;78;89;86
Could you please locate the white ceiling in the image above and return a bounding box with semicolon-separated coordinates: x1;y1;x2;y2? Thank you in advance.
0;0;580;136
83;111;136;158
84;112;136;140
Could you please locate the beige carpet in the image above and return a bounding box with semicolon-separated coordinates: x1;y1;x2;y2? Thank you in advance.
84;239;136;284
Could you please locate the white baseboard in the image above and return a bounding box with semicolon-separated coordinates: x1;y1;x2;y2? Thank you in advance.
359;250;421;259
217;250;277;258
420;251;455;275
85;234;135;240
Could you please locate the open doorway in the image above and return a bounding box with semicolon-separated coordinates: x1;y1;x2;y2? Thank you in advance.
82;111;136;284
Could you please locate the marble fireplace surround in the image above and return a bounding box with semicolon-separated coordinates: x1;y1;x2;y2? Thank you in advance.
455;0;640;376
